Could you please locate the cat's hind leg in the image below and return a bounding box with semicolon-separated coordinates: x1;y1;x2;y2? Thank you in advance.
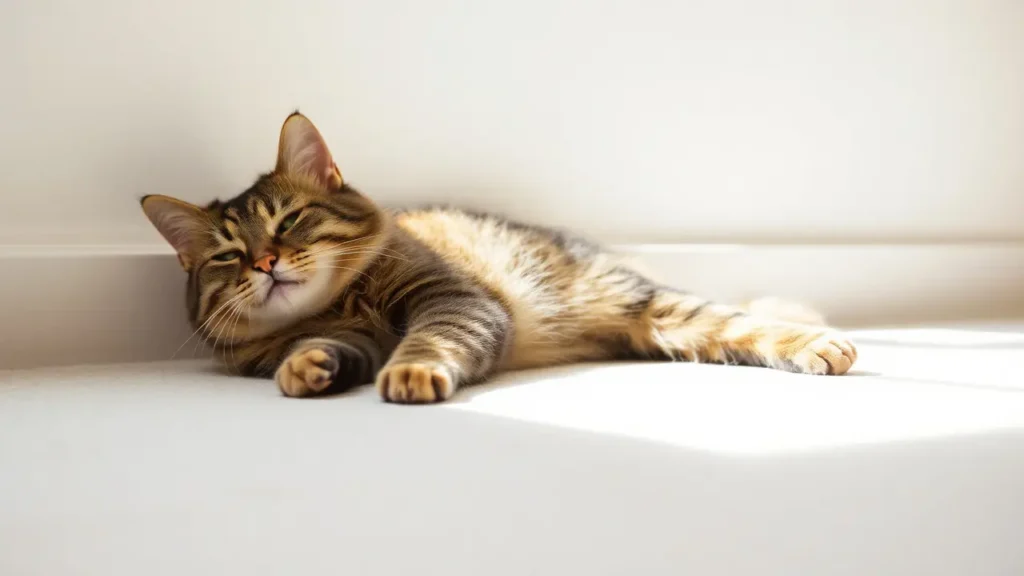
626;289;857;375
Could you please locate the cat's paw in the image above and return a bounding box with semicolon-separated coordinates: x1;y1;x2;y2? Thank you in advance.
376;362;455;404
275;346;339;397
780;330;858;375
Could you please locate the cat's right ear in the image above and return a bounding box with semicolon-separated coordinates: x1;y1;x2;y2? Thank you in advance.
276;112;344;191
140;195;209;269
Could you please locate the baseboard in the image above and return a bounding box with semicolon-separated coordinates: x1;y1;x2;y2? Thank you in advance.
2;243;1022;370
616;242;1024;327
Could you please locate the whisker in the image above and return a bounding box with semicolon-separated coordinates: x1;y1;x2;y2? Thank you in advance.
171;289;252;360
179;293;242;356
207;298;244;353
205;288;256;355
339;248;409;260
294;247;409;266
300;233;389;256
314;265;375;282
297;236;406;261
204;294;249;336
227;301;249;371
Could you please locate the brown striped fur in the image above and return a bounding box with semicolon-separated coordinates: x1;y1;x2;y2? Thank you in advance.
141;112;857;403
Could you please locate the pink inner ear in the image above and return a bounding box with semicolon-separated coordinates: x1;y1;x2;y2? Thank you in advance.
278;116;342;188
148;206;199;255
166;224;193;254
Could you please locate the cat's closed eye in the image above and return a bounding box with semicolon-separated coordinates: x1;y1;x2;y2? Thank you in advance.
277;211;302;235
212;250;243;262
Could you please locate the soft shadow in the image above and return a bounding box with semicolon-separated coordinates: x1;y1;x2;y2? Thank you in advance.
312;382;371;399
450;363;618;404
209;362;372;399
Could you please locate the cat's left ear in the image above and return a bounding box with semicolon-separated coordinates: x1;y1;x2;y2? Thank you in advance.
276;112;344;191
140;195;210;269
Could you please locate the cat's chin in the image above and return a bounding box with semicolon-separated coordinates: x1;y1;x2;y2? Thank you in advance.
246;268;335;333
265;280;303;304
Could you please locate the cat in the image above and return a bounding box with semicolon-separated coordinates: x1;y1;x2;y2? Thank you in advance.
141;112;857;402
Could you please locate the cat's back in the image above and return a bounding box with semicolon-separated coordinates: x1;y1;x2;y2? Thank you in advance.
394;207;599;274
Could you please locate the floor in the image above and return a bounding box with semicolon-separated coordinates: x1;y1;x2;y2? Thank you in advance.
2;324;1024;575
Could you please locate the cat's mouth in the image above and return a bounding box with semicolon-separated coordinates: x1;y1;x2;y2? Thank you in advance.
250;265;332;320
263;278;303;304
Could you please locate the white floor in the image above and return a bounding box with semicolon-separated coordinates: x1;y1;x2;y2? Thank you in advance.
2;324;1024;576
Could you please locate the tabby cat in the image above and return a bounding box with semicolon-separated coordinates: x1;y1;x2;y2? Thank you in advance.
141;112;857;402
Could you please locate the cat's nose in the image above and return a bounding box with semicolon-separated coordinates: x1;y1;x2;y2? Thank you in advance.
252;253;277;274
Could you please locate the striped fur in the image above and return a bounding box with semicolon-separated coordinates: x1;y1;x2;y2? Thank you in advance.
141;113;857;403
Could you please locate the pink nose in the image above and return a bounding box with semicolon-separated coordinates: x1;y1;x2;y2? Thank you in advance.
253;254;277;273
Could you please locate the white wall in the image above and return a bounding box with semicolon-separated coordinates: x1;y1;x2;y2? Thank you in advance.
2;0;1022;245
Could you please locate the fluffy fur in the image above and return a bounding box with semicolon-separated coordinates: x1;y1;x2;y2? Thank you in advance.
141;112;857;402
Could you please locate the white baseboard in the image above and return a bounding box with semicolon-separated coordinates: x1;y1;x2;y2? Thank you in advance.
616;242;1024;327
2;243;1022;370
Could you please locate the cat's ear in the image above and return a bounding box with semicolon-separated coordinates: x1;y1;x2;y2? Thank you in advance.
275;112;344;191
140;195;209;269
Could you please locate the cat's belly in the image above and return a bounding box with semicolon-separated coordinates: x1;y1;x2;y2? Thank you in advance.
395;209;615;370
497;299;611;371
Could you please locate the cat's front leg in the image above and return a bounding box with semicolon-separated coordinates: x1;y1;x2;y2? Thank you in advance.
276;335;382;398
376;361;457;404
376;285;511;404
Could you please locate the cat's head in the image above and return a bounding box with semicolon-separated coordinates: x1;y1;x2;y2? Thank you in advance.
141;112;387;341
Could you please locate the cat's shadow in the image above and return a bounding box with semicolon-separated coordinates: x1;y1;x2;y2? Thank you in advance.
449;363;606;404
451;361;1024;403
212;360;1024;403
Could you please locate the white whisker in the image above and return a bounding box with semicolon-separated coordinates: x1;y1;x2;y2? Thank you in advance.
227;300;250;371
206;288;256;356
171;288;252;360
